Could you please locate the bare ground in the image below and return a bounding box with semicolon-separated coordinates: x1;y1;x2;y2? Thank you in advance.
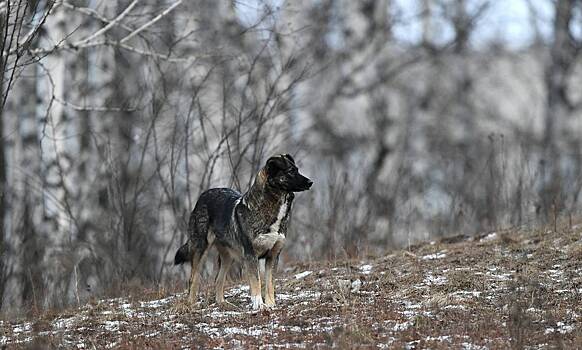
2;224;582;349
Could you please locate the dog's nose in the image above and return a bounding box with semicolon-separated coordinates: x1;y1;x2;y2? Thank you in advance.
307;179;313;187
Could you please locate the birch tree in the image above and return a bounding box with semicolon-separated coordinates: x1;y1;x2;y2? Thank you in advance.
539;0;580;220
1;0;582;312
0;0;54;310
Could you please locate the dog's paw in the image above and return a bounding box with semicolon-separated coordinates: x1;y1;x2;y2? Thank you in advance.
250;295;264;310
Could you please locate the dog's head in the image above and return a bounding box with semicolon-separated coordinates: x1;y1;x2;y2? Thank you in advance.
264;154;313;192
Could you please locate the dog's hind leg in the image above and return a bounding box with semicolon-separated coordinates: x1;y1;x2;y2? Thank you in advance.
188;239;214;305
214;246;235;308
187;204;214;306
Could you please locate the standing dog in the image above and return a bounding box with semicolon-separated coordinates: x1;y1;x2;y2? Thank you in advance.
174;154;312;310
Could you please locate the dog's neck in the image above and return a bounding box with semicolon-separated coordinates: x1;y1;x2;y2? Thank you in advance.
239;168;296;236
244;169;281;204
243;168;290;213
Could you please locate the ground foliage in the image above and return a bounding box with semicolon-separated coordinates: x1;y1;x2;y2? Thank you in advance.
2;223;582;349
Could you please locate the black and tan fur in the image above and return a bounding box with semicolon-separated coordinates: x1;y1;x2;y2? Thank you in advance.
174;154;312;310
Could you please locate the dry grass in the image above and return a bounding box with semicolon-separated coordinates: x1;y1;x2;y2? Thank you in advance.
2;224;582;349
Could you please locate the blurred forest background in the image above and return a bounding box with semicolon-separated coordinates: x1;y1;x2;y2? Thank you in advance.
0;0;581;312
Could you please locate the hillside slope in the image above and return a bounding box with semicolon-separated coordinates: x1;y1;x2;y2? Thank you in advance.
2;225;582;349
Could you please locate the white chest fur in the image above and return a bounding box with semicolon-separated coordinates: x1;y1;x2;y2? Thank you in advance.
269;195;291;234
251;195;290;257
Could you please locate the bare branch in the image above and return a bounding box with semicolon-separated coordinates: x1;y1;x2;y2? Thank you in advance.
72;0;138;48
119;0;183;45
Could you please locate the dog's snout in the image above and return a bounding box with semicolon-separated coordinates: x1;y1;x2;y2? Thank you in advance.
306;179;313;187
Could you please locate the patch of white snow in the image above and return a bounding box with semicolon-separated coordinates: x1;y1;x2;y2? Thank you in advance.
295;271;313;279
359;264;373;274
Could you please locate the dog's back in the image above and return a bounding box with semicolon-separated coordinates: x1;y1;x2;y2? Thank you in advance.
174;188;241;265
193;188;241;236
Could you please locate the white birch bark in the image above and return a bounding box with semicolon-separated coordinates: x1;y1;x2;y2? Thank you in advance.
2;1;50;310
38;3;80;306
80;0;118;299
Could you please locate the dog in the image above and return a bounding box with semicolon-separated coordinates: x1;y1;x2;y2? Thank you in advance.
174;154;313;310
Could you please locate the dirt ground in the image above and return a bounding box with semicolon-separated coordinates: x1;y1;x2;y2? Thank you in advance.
2;224;582;349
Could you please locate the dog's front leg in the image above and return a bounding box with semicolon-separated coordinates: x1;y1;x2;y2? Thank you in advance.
243;256;263;310
264;257;276;307
264;238;285;307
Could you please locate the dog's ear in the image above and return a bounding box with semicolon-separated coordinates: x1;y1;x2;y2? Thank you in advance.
266;156;286;174
283;154;295;164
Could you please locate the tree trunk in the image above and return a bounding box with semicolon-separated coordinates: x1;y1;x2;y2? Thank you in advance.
39;4;78;307
421;0;434;44
0;13;5;311
540;0;575;220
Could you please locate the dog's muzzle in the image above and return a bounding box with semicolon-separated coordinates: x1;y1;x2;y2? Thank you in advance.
297;178;313;191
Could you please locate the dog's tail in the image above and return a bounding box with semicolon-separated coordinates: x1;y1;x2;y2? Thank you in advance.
174;242;192;265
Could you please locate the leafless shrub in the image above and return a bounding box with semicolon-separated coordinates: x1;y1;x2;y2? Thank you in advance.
1;0;582;314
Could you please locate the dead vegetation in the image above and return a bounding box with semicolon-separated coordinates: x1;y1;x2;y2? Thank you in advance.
2;224;582;349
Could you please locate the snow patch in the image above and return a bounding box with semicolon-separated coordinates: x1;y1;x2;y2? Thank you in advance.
105;341;119;349
208;310;242;318
277;293;292;301
425;335;452;342
406;340;420;349
444;304;466;310
138;331;161;338
461;342;487;350
103;320;126;332
554;289;571;294
225;285;249;297
422;252;447;260
294;290;321;300
351;279;362;292
545;322;575;335
193;322;220;337
163;321;189;331
295;271;313;279
140;296;174;308
53;316;80;330
454;291;481;298
424;273;447;285
392;321;412;331
481;232;497;241
359;264;373;274
224;327;263;336
12;323;32;333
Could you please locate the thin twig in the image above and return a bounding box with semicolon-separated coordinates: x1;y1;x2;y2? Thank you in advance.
53;96;137;112
72;0;138;48
119;0;183;44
